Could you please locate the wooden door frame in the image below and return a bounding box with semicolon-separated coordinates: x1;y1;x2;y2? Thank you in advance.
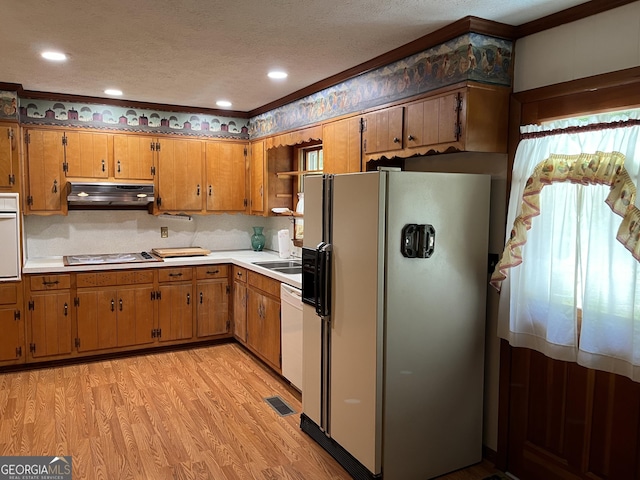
496;65;640;471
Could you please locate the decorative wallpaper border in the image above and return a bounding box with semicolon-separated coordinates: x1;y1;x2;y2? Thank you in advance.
0;91;19;121
250;32;513;138
18;100;250;140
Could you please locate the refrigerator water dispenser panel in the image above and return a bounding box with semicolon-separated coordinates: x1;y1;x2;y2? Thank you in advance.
401;224;436;258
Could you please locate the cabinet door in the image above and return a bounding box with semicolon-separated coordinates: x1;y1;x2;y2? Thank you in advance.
25;129;65;212
205;141;247;212
117;286;155;346
323;117;362;174
28;291;72;358
405;92;461;149
362;107;403;155
113;134;156;180
0;123;19;191
250;140;265;215
76;289;117;352
233;281;247;342
156;138;203;212
196;280;229;337
158;283;193;341
64;131;109;178
0;307;23;363
247;288;281;369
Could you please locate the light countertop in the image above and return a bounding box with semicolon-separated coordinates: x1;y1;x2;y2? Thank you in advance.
23;249;301;289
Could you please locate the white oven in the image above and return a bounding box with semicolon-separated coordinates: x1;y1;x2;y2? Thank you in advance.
0;193;20;281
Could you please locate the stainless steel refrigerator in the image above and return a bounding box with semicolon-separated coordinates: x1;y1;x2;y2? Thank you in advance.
300;170;491;480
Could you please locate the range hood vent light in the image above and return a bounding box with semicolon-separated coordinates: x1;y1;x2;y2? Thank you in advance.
67;182;155;208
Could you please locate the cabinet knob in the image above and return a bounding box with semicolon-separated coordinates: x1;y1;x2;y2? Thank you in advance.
119;299;123;311
197;185;201;196
200;292;203;304
393;137;400;143
209;185;212;196
117;160;121;173
102;159;105;172
407;135;415;141
53;179;58;193
187;293;191;305
111;299;115;312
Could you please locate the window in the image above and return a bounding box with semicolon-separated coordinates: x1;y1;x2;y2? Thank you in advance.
298;145;323;192
493;109;640;381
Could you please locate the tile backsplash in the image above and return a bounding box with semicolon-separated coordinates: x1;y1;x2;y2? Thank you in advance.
24;211;291;258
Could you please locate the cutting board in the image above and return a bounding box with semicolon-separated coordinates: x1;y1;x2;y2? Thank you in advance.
151;247;211;258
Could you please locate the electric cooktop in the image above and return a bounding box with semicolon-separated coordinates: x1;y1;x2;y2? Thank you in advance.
63;251;162;266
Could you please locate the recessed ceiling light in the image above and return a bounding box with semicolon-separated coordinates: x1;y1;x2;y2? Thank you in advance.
216;100;232;107
41;51;67;61
104;89;123;96
268;71;288;79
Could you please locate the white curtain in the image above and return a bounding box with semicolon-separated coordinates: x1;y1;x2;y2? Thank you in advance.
497;111;640;381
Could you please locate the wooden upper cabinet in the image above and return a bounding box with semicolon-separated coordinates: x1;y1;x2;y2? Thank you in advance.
250;139;265;215
24;128;66;214
156;138;204;212
205;141;248;213
0;122;19;192
113;134;156;180
405;91;460;149
63;131;110;179
323;116;362;174
362;106;403;155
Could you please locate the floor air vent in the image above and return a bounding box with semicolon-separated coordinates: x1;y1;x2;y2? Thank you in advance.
264;396;296;416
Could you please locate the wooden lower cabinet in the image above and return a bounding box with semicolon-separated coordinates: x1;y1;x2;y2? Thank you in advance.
196;265;230;338
157;267;194;342
0;282;25;365
246;271;281;371
232;266;248;342
25;275;72;360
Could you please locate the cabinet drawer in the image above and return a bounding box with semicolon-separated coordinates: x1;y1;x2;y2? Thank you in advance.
248;271;280;298
29;275;71;291
158;267;193;283
0;283;18;305
233;266;247;283
76;272;119;288
116;270;154;285
196;264;228;280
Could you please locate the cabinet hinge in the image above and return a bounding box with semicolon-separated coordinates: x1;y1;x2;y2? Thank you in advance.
62;162;69;174
74;297;80;307
157;291;162;300
8;174;15;185
226;285;230;294
363;138;367;152
157;197;162;207
151;291;155;301
28;300;34;310
360;117;366;133
62;134;68;146
150;141;155;152
14;310;20;321
157;328;162;338
27;196;33;206
25;132;30;144
8;128;14;140
156;141;161;151
243;198;247;207
244;146;247;157
16;346;22;358
151;328;156;338
29;343;36;354
455;92;463;112
151;165;156;176
75;338;81;348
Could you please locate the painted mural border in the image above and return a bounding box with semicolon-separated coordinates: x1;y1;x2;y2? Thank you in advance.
0;91;19;121
18;99;250;140
250;32;513;138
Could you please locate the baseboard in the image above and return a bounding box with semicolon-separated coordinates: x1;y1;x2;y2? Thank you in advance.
483;445;498;466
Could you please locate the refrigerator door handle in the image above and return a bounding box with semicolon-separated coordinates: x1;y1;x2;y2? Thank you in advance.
316;243;332;318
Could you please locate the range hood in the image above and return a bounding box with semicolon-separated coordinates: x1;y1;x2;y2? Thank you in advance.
67;182;154;208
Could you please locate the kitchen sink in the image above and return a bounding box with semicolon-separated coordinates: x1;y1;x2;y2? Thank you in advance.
252;260;302;275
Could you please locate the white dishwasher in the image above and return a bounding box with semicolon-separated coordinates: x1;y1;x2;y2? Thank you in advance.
280;283;303;391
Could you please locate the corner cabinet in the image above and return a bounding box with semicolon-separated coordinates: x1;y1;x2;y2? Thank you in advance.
0;122;20;192
246;271;281;371
362;82;510;162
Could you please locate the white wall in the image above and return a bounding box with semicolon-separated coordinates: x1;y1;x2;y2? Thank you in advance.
514;1;640;93
24;211;291;258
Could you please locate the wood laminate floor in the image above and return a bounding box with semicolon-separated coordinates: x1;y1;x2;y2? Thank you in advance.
0;343;503;479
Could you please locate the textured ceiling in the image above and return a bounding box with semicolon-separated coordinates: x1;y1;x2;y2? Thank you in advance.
1;0;589;113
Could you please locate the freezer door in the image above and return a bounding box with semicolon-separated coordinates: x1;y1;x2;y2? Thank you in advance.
329;172;384;475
